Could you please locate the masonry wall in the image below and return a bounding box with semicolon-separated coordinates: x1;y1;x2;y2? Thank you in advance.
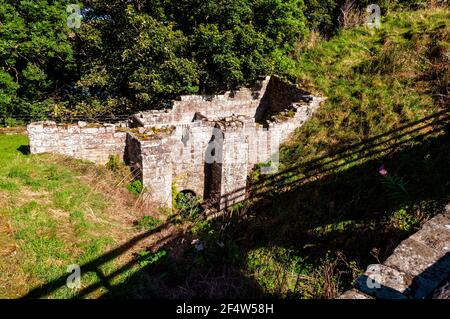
128;133;174;208
339;204;450;299
133;76;271;128
267;96;325;141
27;121;127;164
27;76;324;211
171;121;217;197
210;122;249;210
264;76;309;117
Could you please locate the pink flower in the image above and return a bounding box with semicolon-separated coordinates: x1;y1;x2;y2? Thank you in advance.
378;164;388;176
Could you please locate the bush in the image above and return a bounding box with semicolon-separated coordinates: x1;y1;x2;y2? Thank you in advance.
127;180;144;195
105;155;123;172
175;192;203;220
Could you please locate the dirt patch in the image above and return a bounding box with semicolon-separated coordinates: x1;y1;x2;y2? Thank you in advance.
0;127;27;135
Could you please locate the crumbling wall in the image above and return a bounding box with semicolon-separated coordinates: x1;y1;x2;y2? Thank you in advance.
264;76;309;117
171;121;217;197
339;204;450;299
27;75;325;211
133;76;271;128
209;120;250;210
127;133;174;208
27;121;127;164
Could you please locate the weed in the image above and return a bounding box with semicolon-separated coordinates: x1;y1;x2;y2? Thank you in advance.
127;180;144;195
136;249;168;268
175;192;203;220
137;216;162;231
105;155;126;173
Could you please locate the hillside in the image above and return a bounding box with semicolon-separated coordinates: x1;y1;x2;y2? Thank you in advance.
239;7;449;297
0;7;448;299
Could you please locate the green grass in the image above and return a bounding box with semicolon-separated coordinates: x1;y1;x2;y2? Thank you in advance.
96;8;449;299
0;134;152;298
237;7;450;298
283;8;449;165
137;216;162;231
0;7;448;300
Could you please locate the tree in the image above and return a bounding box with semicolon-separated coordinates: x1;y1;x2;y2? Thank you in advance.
0;0;75;118
2;0;311;117
75;0;309;109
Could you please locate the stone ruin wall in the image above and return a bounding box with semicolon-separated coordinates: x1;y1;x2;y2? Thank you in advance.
27;122;127;164
126;133;174;207
339;204;450;299
132;76;271;128
27;76;325;210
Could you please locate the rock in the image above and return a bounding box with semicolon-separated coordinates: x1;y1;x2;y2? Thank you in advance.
385;238;440;276
410;215;450;255
432;277;450;299
354;264;410;299
339;204;450;300
338;289;373;299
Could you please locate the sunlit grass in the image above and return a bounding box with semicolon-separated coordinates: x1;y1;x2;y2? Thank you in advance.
0;134;149;298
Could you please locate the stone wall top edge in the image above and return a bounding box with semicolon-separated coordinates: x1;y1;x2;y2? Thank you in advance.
27;121;125;129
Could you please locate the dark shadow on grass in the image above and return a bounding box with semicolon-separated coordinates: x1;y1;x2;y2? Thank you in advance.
17;145;30;155
20;111;449;299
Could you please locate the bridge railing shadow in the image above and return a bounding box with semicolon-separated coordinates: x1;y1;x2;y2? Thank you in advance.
208;109;449;209
20;110;449;299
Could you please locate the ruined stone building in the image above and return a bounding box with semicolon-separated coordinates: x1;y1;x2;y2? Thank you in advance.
27;76;324;210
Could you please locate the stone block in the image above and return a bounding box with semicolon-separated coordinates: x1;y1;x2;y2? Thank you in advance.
354;264;411;299
409;215;450;255
338;289;373;299
407;254;450;298
384;238;441;276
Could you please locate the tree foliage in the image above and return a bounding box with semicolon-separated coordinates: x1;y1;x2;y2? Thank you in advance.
0;0;75;118
0;0;434;118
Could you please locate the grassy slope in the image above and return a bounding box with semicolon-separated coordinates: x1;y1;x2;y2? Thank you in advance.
239;8;449;298
0;8;448;300
0;134;167;298
285;8;448;163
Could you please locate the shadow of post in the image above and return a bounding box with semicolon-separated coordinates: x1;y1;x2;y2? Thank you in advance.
20;110;449;299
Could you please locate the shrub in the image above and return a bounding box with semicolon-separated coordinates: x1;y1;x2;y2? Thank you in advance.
127;180;144;195
175;192;203;220
105;155;123;172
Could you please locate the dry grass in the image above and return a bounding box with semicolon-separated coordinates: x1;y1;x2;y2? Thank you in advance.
0;134;185;298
